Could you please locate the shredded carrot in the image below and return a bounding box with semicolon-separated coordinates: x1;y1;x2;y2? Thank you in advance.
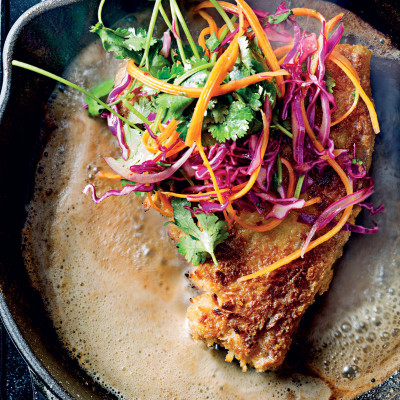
198;27;211;51
185;32;241;146
238;99;354;281
291;8;326;24
228;196;321;233
146;192;174;218
304;197;321;207
143;119;179;154
235;0;285;97
229;111;269;201
326;13;344;35
274;44;294;59
300;98;353;195
197;144;226;206
198;10;218;34
280;157;295;197
238;205;352;281
329;50;380;133
126;60;288;99
142;130;158;153
161;182;248;200
97;171;122;180
193;1;239;15
229;157;306;233
159;192;174;220
331;90;360;127
309;33;323;76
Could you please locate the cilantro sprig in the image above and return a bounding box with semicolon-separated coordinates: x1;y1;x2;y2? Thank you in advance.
171;199;229;266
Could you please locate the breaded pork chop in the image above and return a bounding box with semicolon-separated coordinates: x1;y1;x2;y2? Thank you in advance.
169;44;375;371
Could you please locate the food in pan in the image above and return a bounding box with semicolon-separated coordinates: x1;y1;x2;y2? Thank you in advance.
13;0;382;371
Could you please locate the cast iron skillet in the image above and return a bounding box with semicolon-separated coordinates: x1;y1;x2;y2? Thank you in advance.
0;0;399;399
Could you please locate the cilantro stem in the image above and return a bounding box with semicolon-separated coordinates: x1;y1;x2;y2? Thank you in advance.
170;3;188;66
180;169;195;186
152;107;164;134
294;175;305;199
120;98;150;125
218;16;238;41
208;0;235;32
159;3;173;31
142;0;162;70
174;62;215;85
277;154;282;185
11;60;144;133
272;119;293;139
97;0;106;25
170;0;200;60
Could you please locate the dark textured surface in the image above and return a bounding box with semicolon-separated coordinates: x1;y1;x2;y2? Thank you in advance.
0;322;33;399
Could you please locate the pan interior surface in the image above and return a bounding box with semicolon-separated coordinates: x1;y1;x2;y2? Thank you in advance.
1;0;399;399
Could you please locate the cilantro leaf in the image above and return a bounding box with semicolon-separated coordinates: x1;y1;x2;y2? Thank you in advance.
127;97;156;124
149;54;170;77
91;22;160;64
325;71;336;94
156;62;185;81
239;37;266;75
157;66;172;80
267;10;293;25
85;78;114;117
155;94;194;122
177;118;191;141
206;33;220;52
208;101;254;142
171;198;229;265
124;27;156;51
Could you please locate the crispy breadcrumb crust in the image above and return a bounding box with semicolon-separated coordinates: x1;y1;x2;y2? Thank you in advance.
169;44;375;371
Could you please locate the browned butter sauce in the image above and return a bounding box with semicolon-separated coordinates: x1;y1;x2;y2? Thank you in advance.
22;1;400;399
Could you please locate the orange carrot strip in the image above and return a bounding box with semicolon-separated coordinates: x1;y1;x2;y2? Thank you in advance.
194;1;239;15
291;8;326;23
274;44;294;59
197;144;226;206
300;98;353;195
235;0;285;96
97;171;122;180
126;60;288;99
280;157;295;197
238;100;354;281
161;182;248;200
159;192;174;220
291;8;327;75
146;192;173;218
329;50;380;134
198;27;211;51
185;32;241;146
229;110;269;201
331;90;360;127
238;206;352;281
198;10;218;34
326;13;344;35
228;196;321;233
142;130;159;153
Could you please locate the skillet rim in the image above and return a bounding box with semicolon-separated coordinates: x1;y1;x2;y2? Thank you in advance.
0;1;82;397
0;0;398;399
